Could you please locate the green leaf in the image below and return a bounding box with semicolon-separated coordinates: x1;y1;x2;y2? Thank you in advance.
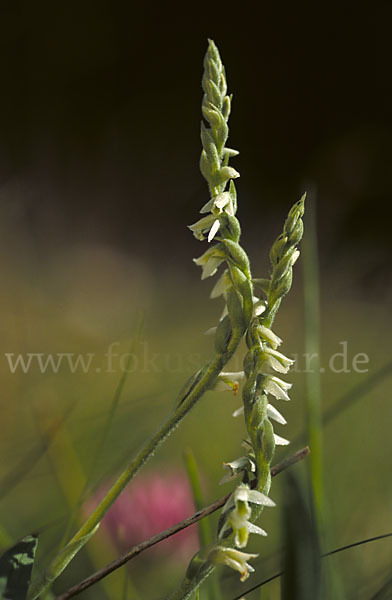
0;535;38;600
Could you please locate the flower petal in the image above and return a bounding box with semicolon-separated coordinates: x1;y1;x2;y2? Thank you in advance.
267;403;287;424
214;192;231;210
208;218;221;242
263;377;291;401
247;522;268;536
247;490;276;507
210;547;258;582
203;257;223;278
262;348;295;374
274;433;290;446
270;376;292;391
188;214;216;233
200;198;215;213
258;325;282;349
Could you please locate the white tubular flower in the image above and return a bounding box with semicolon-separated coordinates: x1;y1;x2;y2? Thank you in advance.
193;247;225;279
200;191;235;216
262;375;292;401
220;484;273;548
209;547;258;582
213;371;245;393
258;325;282;349
219;455;255;485
262;348;295;374
267;403;287;425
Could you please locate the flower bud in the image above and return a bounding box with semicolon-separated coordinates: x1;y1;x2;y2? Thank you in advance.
200;122;220;169
269;234;287;265
226;286;245;331
223;240;251;278
261;419;275;465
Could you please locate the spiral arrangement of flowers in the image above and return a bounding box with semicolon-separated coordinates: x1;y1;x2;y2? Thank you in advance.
170;40;305;598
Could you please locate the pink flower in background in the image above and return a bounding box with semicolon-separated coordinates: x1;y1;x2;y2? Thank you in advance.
91;470;198;560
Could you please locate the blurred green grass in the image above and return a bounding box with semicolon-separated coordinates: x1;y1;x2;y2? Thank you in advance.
0;239;391;599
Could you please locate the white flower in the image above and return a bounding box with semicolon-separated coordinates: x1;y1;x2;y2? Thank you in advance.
220;484;274;548
261;348;295;374
262;375;292;401
190;190;237;242
193;247;225;279
209;546;258;582
258;325;282;349
229;509;267;548
188;214;221;242
219;455;255;485
200;191;235;216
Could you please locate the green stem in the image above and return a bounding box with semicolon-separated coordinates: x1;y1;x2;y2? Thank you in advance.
28;331;243;600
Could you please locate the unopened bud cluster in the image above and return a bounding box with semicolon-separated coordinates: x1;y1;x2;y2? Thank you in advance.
189;40;253;371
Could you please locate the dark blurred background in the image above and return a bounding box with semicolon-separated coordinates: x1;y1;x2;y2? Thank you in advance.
0;2;391;599
0;1;391;285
